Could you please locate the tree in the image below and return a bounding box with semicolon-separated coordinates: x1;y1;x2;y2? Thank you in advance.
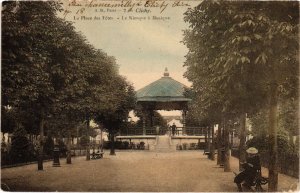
250;97;299;152
2;1;68;170
46;111;82;164
134;110;168;129
1;106;17;135
183;1;298;190
278;98;299;145
57;48;132;159
2;1;131;168
96;76;136;155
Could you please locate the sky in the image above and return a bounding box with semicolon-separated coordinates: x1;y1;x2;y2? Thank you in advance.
60;0;201;116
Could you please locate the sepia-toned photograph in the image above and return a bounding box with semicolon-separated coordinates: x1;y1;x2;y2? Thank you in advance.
1;0;299;192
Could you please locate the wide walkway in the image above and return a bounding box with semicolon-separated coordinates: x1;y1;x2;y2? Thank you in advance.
1;151;299;192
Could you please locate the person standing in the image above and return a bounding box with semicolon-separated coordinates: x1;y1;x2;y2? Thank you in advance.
171;123;177;136
156;126;160;135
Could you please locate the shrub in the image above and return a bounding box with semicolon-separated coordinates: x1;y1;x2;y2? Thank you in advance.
139;141;145;150
80;135;89;147
123;141;129;149
190;143;196;150
1;141;9;165
115;141;122;149
182;143;188;150
103;141;110;149
246;134;299;178
57;139;67;157
197;142;206;149
130;142;136;149
44;135;54;156
103;141;132;150
246;133;292;154
10;127;30;163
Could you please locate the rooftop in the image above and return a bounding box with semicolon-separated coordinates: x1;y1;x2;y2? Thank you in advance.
136;68;191;102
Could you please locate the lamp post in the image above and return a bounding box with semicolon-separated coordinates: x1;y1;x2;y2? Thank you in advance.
52;144;60;167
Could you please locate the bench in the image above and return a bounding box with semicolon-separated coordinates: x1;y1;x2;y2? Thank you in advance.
90;152;104;159
203;149;210;155
203;150;218;155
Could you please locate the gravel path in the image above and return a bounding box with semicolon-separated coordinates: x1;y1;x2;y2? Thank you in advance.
1;150;299;192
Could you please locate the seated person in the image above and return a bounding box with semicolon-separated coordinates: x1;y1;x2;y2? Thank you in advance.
234;147;261;191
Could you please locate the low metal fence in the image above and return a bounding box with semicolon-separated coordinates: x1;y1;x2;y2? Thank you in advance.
120;127;208;136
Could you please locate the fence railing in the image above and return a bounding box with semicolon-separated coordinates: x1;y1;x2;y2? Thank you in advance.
119;128;158;135
231;148;299;178
119;127;208;136
184;127;207;136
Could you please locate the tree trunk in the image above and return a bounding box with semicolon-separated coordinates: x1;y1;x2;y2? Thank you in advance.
268;83;279;192
66;131;72;164
76;127;79;146
38;109;44;170
207;126;211;159
210;125;215;160
86;113;90;161
217;125;222;165
110;131;116;155
224;118;231;172
289;133;294;151
2;132;5;142
100;129;103;152
204;128;208;152
239;113;247;171
230;131;233;148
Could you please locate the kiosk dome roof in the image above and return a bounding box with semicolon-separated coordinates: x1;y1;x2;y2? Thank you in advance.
137;68;191;102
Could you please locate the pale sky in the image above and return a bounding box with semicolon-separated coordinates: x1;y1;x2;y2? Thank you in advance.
60;0;201;116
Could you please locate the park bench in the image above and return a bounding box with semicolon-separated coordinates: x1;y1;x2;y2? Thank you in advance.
203;149;218;155
90;151;104;159
203;149;210;155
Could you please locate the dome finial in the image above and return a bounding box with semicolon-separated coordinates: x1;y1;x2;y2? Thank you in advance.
164;67;169;77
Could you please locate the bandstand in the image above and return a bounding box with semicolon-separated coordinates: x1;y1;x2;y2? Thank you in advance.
136;68;191;135
116;68;213;148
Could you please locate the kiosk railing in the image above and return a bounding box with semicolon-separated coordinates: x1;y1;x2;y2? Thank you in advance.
119;127;208;136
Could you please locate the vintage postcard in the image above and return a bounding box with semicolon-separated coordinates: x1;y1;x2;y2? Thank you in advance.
1;0;299;192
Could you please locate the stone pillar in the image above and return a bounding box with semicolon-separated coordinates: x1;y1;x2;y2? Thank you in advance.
207;126;211;158
100;129;103;152
182;110;187;135
204;128;208;148
52;145;60;167
210;126;215;160
217;126;222;165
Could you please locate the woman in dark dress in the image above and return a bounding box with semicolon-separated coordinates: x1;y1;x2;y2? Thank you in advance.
234;147;261;192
